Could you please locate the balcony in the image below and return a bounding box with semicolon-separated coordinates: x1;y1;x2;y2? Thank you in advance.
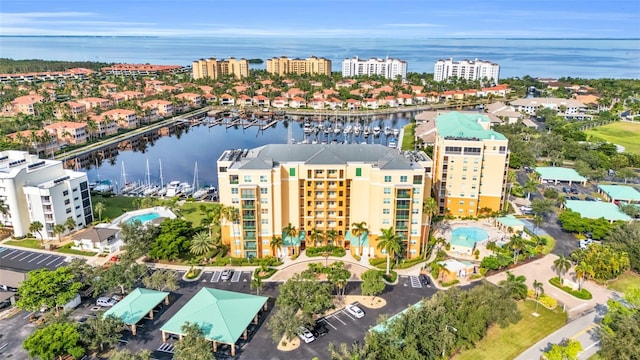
244;242;257;250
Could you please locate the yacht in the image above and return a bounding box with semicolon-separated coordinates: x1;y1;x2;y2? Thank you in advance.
165;181;183;197
384;126;392;136
392;128;400;137
373;126;381;136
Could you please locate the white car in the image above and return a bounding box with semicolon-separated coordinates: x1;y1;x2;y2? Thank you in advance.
221;269;232;281
96;297;118;307
298;327;316;343
345;304;365;318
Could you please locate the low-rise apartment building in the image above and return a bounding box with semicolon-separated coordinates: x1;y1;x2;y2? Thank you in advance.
510;97;588;116
0;151;93;239
45;121;88;145
217;144;433;260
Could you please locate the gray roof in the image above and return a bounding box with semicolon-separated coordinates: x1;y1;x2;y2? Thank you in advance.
230;144;429;171
72;227;118;243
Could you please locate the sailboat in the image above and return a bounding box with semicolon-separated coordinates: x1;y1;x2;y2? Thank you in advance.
192;162;208;199
142;159;160;196
157;159;167;196
120;161;137;194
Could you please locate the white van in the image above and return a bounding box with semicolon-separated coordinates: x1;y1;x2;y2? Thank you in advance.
96;297;117;307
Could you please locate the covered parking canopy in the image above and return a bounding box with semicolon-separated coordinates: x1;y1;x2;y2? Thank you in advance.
598;184;640;203
103;288;170;336
564;200;632;222
535;167;587;185
160;287;268;356
494;215;525;233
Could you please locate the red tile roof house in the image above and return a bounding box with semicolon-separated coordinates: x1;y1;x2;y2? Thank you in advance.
382;96;399;107
45;121;88;145
271;96;287;109
310;98;328;110
176;93;203;108
90;114;118;137
199;85;213;94
203;93;217;103
414;94;428;104
362;98;379;109
11;94;45;115
77;97;113;110
285;88;306;99
58;101;87;119
102;109;138;129
219;94;235;106
252;95;270;107
328;98;345;110
99;83;118;95
288;96;307;109
336;80;356;89
397;93;414;105
7;129;60;155
345;99;360;110
142;100;173;117
237;95;252;107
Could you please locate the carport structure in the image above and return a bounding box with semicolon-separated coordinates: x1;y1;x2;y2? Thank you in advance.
534;167;587;185
564;200;632;222
103;288;170;336
160;287;268;356
598;184;640;204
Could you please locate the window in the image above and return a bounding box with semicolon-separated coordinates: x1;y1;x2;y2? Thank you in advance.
219;166;228;173
328;169;336;175
243;175;252;182
64;199;70;205
384;175;392;183
261;209;268;214
66;208;71;214
289;168;296;176
382;219;390;225
260;175;267;183
230;175;239;184
414;188;420;194
260;198;268;204
231;188;238;194
232;198;239;204
459;200;465;204
400;176;407;183
260;188;268;194
413;175;422;184
356;168;362;177
261;219;269;224
383;209;390;214
473;167;478;172
384;187;391;194
383;198;391;204
63;190;69;196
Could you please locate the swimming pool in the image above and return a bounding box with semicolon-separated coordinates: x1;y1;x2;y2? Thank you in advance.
450;227;489;248
127;212;160;224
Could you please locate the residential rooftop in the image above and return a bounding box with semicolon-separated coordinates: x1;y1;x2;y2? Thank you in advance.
435;111;506;140
598;184;640;202
535;167;587;183
564;200;631;222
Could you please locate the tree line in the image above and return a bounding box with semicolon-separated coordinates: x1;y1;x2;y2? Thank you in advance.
0;58;113;73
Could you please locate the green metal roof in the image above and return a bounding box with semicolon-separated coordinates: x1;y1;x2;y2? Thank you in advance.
345;230;369;247
103;288;169;325
535;167;587;182
598;185;640;202
565;200;631;221
496;215;525;228
160;288;268;345
282;231;305;247
435;111;506;140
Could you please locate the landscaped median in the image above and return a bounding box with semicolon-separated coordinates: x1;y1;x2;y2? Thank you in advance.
549;277;593;300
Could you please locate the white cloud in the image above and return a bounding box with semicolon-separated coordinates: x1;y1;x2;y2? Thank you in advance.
385;23;442;28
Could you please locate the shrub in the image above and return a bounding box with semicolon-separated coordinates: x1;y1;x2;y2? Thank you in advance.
290;253;299;261
445;243;451;251
396;257;428;269
439;279;460;287
254;267;277;279
306;245;346;257
549;277;593;300
185;268;201;279
381;270;397;283
369;257;386;266
538;294;558;309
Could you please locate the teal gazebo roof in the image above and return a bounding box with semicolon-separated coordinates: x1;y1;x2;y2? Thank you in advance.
160;288;268;345
282;231;305;246
345;230;369;247
103;288;169;325
496;215;525;228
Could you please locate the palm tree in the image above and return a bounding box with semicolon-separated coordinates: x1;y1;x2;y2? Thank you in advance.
499;271;528;300
65;216;76;234
190;231;215;256
421;197;438;258
283;223;297;256
94;202;106;222
29;221;44;244
325;229;338;246
574;261;594;290
507;235;527;264
376;227;403;275
221;205;239;254
524;179;538;204
553;255;572;280
250;276;263;296
270;235;283;259
0;199;9;224
310;228;324;247
53;224;66;245
351;221;368;257
533;279;544;313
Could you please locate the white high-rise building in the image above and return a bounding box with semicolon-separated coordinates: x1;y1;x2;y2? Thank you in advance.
342;56;407;79
434;58;500;83
0;151;93;239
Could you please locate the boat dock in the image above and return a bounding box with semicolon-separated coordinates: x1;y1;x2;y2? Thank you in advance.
261;120;277;130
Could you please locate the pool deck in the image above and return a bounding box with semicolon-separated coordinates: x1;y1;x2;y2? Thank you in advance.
111;206;177;226
436;219;507;261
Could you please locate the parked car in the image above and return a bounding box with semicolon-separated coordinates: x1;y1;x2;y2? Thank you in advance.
579;239;593;249
585;196;595;201
298;327;316;343
96;297;118;307
562;186;571;193
221;269;233;281
420;274;431;287
111;294;124;302
314;322;329;337
345;304;365;318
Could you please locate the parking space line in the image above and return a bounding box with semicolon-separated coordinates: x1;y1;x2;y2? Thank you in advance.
23;311;35;320
210;271;220;282
327;313;347;325
230;270;241;282
10;250;25;260
0;247;8;253
46;257;62;266
0;343;8;351
1;249;17;258
341;310;357;321
17;253;36;262
318;318;337;330
37;255;52;264
50;259;66;268
28;253;44;263
201;272;211;282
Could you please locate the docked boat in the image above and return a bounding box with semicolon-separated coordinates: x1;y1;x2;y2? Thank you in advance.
384;126;392;136
373;126;381;136
388;141;397;148
142;185;161;196
363;126;370;137
353;124;361;136
165;181;183;197
343;125;352;135
393;128;400;137
93;180;114;193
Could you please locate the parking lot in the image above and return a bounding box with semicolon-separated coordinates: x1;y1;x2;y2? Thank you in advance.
0;247;70;272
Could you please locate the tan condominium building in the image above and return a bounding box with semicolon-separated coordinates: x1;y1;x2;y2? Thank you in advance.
217;144;433;260
192;57;249;79
432;112;509;217
266;56;332;76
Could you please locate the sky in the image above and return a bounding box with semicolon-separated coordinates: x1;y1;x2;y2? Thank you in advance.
0;0;639;38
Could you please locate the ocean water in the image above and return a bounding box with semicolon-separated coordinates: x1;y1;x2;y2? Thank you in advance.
0;36;639;78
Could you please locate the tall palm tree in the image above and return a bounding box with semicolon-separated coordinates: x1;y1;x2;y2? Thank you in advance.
533;279;544;313
553;255;572;280
250;276;263;296
421;197;438;258
0;199;9;222
310;228;324;247
190;231;215;256
270;235;283;259
65;216;76;233
376;227;403;275
574;261;594;290
351;221;368;257
221;205;239;254
507;235;527;264
499;271;528;300
53;224;66;245
524;179;538;204
283;223;297;256
325;229;338;246
29;221;44;246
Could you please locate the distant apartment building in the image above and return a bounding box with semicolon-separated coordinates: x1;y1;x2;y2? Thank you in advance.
432;112;509;216
266;56;332;76
101;64;187;76
434;58;500;83
342;56;407;79
0;68;94;84
510;97;588;115
0;151;93;239
10;95;45;116
192;57;249;80
44;121;88;145
217;144;433;260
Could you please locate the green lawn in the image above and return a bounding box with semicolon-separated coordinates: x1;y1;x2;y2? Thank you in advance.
401;123;415;150
178;202;220;227
584;122;640;154
91;195;137;221
606;271;640;293
454;301;567;360
4;239;42;249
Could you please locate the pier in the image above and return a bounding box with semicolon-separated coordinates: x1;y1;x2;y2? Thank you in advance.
261;120;278;130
